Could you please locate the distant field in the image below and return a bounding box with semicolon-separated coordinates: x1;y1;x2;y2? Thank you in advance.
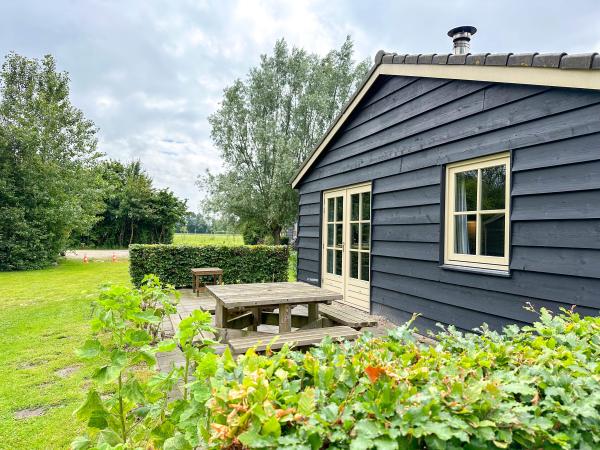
172;233;244;246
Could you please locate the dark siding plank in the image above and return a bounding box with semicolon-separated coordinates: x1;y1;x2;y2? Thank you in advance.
298;215;320;227
371;241;439;262
511;246;600;279
512;160;600;195
371;301;469;333
373;166;440;194
297;269;319;285
372;224;440;243
297;257;319;272
512;190;600;220
512;220;600;249
299;192;321;205
372;205;440;225
298;226;320;238
371;256;600;309
371;272;599;322
512;133;600;172
373;185;440;209
299;203;320;216
360;76;417;109
296;237;319;250
347;78;447;130
297;248;319;262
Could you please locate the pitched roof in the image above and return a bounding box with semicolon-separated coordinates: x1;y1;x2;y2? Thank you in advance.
291;50;600;188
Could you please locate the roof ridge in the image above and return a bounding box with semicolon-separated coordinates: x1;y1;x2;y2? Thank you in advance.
375;51;600;70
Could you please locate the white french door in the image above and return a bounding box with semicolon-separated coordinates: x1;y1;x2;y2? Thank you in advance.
322;183;371;311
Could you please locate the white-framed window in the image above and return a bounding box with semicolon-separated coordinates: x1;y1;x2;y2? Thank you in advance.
444;153;511;271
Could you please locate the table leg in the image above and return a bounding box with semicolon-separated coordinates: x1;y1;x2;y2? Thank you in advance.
215;299;228;328
279;304;292;333
308;303;319;323
249;307;260;331
219;274;223;285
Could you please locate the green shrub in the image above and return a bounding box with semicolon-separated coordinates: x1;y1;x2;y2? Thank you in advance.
129;244;289;287
202;309;600;449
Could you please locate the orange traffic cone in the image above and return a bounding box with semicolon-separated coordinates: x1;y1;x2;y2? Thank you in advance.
112;252;117;263
83;254;89;264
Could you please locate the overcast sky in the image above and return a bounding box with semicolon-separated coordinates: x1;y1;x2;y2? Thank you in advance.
1;0;599;211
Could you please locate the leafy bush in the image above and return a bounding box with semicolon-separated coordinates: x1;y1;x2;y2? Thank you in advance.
203;309;600;449
75;286;600;449
129;244;289;287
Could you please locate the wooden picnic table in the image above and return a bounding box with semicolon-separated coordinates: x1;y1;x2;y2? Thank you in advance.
207;282;343;334
191;267;223;296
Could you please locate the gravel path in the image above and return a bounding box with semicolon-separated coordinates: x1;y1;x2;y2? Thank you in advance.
65;249;129;260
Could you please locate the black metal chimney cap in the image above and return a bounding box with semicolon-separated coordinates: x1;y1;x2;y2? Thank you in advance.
447;26;477;37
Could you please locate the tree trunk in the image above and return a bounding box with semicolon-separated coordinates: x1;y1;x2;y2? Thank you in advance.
272;225;282;245
129;221;135;246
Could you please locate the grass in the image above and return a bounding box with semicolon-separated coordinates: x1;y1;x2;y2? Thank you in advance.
172;233;243;246
0;259;130;449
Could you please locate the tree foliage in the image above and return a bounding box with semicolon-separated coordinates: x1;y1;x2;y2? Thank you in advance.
202;37;369;243
77;160;187;248
0;53;103;270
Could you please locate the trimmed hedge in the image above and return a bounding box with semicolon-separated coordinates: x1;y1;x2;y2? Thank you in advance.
129;244;289;287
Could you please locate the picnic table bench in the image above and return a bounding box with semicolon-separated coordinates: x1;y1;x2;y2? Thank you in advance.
227;325;359;354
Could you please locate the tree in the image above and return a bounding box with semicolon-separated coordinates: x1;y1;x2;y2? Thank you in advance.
76;160;187;248
0;53;103;270
202;37;369;243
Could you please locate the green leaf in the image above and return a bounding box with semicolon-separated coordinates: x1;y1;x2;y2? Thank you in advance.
122;378;145;403
164;433;192;450
297;387;315;417
238;429;273;448
93;364;121;384
157;339;177;353
110;349;128;368
133;310;162;324
70;435;91;450
98;429;122;446
76;339;104;359
262;415;281;437
74;389;107;422
125;329;152;346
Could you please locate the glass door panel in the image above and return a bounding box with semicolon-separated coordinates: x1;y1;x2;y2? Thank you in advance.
324;194;344;277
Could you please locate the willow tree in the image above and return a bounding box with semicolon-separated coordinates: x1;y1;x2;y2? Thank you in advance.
203;37;369;243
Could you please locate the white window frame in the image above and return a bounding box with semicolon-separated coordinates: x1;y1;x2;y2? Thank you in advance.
444;153;511;271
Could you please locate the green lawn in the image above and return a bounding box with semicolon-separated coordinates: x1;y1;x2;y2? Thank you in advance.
172;233;243;246
0;259;130;449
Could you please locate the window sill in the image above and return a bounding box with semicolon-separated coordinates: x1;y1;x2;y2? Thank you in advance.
440;264;511;278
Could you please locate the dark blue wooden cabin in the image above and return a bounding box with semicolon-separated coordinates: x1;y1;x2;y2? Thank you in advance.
292;49;600;332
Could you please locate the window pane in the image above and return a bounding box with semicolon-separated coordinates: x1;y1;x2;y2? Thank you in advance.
327;249;333;273
335;224;343;247
360;253;369;281
481;165;506;210
481;213;505;257
327;224;334;246
350;251;359;279
327;198;334;222
350;223;359;249
454;214;476;255
335;196;343;221
351;194;360;221
361;223;370;250
361;192;371;220
335;250;343;275
455;170;477;212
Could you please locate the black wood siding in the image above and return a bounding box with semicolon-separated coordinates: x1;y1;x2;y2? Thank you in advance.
295;75;600;332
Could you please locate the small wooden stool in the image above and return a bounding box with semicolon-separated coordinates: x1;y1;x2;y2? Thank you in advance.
191;267;223;296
